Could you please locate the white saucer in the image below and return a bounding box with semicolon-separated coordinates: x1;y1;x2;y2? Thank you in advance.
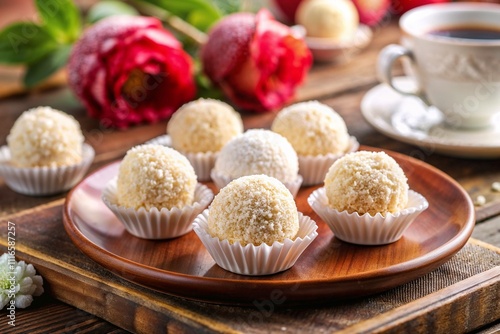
361;77;500;159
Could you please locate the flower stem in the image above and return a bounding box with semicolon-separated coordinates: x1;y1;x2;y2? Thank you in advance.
165;14;208;45
132;1;208;45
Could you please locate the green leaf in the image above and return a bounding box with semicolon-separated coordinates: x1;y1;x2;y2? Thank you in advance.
23;44;72;87
0;22;58;64
138;0;222;31
196;74;224;99
87;1;139;24
193;60;223;99
36;0;82;43
209;0;241;15
185;10;216;32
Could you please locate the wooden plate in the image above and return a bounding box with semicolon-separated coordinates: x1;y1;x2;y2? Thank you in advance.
63;146;475;305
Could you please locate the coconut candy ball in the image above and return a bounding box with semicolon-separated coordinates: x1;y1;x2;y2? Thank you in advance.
167;98;243;153
116;144;197;210
213;129;299;183
271;100;350;156
208;174;299;246
296;0;359;41
324;151;409;216
7;106;84;167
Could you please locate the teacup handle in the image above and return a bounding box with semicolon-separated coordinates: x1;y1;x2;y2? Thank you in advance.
377;44;430;106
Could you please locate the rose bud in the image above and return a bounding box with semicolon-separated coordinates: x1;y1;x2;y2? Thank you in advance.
201;9;312;113
68;16;196;128
352;0;391;26
270;0;304;23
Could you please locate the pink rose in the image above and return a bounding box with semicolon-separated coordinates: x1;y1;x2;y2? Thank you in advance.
68;16;196;128
201;9;312;113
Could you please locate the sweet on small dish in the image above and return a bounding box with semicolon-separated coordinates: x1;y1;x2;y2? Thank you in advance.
304;25;372;63
271;101;358;186
210;129;302;197
0;106;94;195
308;151;428;245
102;144;213;239
148;98;244;181
294;0;372;63
296;0;359;41
193;174;318;276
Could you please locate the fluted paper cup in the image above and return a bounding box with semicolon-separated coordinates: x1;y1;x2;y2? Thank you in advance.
210;170;303;198
192;210;318;276
299;136;359;186
0;143;94;196
181;151;218;182
146;134;216;181
308;188;428;245
102;178;214;239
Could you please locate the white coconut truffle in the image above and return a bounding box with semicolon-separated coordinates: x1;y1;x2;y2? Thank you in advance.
167;98;243;153
208;174;299;246
117;144;197;210
213;129;299;183
272;101;350;156
296;0;359;41
325;151;409;216
7;106;84;167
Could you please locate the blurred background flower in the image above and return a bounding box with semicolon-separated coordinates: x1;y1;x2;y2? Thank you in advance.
2;0;498;127
68;15;196;128
201;9;312;113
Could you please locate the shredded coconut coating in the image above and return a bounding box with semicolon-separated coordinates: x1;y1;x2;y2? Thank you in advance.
325;151;409;216
213;129;299;183
7;106;84;167
167;98;243;153
271;101;350;156
208;175;299;246
296;0;359;41
116;144;197;210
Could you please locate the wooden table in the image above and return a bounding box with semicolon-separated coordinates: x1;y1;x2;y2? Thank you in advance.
1;15;500;334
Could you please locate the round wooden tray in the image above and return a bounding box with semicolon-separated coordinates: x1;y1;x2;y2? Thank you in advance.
63;146;475;305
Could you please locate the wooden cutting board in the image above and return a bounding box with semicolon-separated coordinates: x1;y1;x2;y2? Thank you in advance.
1;199;499;334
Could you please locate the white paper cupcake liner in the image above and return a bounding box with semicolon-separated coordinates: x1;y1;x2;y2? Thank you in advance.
146;134;216;182
192;210;318;276
210;170;303;198
102;179;214;239
299;136;359;186
0;143;95;196
182;151;218;182
308;188;429;245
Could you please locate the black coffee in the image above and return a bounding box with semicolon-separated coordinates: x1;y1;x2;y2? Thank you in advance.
427;25;500;40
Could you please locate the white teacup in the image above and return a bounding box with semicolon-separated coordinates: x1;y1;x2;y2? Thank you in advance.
378;3;500;129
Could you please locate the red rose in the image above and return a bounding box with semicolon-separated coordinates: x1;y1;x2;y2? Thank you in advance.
391;0;451;15
68;16;196;128
201;9;312;113
271;0;304;23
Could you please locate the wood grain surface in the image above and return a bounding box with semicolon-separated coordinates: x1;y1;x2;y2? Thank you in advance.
1;12;500;334
1;204;500;333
